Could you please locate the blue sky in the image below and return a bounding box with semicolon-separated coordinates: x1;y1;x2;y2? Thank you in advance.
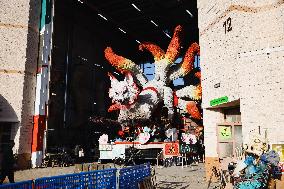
140;56;200;86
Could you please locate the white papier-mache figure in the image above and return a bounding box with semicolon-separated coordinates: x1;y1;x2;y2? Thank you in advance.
105;25;202;123
233;133;269;176
232;132;280;189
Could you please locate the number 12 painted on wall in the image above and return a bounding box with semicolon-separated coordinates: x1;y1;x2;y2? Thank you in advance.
223;17;232;34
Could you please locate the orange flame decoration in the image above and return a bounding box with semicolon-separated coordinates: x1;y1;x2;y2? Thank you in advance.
195;84;202;99
181;43;200;75
139;42;165;61
195;72;202;99
108;103;136;112
104;47;135;73
108;104;121;112
195;71;201;79
165;25;183;63
186;102;201;120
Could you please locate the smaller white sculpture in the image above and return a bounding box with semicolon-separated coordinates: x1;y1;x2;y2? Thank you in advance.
233;133;269;176
138;132;151;144
243;133;268;156
98;134;109;144
181;133;197;144
165;128;178;141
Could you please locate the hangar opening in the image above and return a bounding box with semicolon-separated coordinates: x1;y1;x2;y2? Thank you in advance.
47;0;199;154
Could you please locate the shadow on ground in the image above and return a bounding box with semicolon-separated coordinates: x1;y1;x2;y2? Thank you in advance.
157;181;191;189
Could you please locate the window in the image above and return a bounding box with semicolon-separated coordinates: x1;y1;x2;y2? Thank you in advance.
139;55;200;86
194;55;200;68
217;124;242;158
224;107;241;122
140;62;155;81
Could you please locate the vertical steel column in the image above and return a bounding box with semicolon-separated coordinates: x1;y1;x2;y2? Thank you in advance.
31;0;53;168
63;2;74;128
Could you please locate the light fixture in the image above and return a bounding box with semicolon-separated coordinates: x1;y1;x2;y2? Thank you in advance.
163;30;171;38
94;64;105;69
94;63;102;68
150;20;158;27
113;72;120;76
165;33;171;38
163;31;171;38
118;27;126;34
98;14;108;21
135;40;141;44
131;3;141;11
77;0;83;4
186;9;193;17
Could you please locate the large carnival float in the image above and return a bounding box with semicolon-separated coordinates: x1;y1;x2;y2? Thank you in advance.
98;25;203;163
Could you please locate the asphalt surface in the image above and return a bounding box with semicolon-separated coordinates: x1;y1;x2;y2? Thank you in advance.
1;163;221;188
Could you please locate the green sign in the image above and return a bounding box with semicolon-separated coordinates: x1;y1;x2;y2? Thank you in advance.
180;144;191;153
210;96;228;106
219;126;232;140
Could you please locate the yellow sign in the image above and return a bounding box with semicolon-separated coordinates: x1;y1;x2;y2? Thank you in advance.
219;126;232;140
272;144;284;162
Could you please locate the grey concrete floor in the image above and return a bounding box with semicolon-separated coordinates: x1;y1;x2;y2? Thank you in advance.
3;163;221;188
155;163;220;189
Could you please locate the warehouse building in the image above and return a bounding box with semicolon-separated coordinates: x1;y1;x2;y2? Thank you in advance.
198;0;284;181
0;0;199;168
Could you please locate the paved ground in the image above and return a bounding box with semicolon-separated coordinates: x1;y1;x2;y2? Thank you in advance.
13;166;75;182
2;163;220;188
155;163;219;189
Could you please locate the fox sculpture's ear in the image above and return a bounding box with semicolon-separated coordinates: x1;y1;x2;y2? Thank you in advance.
124;72;134;85
108;72;119;86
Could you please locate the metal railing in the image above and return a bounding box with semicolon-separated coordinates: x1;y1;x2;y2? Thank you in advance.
119;163;151;189
34;168;116;189
0;163;150;189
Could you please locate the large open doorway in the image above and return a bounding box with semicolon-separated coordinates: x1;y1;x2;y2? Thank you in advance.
47;0;199;152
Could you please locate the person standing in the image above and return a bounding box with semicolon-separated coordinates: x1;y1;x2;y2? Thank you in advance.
74;145;80;163
0;141;15;184
78;147;84;163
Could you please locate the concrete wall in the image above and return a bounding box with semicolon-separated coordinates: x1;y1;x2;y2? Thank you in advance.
198;0;284;180
0;0;41;168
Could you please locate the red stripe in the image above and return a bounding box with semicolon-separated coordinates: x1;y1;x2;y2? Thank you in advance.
142;87;159;94
173;91;179;107
31;115;46;152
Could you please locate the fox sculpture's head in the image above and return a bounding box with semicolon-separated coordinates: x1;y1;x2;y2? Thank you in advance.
108;72;139;106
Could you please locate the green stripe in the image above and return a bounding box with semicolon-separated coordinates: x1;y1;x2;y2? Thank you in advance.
40;0;46;31
40;0;52;31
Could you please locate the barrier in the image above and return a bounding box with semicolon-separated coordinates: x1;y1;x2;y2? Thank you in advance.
0;163;150;189
119;163;151;189
34;168;117;189
0;180;33;189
